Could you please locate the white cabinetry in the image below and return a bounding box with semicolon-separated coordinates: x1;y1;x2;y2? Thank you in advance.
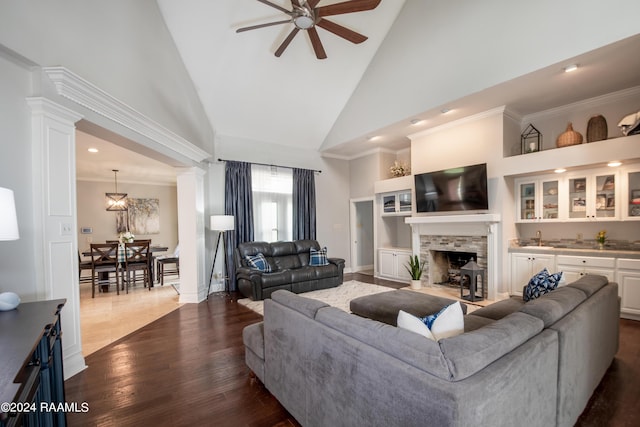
378;248;412;282
510;252;556;295
616;258;640;320
621;166;640;220
566;171;618;221
381;190;412;215
515;176;560;222
556;255;615;283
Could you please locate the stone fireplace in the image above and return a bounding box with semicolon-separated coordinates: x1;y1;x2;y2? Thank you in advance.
406;214;500;300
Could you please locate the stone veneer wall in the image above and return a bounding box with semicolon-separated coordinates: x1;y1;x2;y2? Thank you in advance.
420;235;488;297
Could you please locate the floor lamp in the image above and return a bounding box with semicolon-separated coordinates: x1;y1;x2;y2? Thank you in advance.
207;215;235;299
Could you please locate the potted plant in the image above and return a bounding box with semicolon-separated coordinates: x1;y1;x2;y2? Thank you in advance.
405;255;425;290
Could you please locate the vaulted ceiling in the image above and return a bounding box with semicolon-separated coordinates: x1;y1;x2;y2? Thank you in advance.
77;1;640;183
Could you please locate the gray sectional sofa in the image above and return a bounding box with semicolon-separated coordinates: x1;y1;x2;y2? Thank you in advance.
234;240;345;300
242;275;619;427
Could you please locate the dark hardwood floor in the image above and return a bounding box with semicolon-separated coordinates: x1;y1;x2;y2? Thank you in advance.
65;273;640;426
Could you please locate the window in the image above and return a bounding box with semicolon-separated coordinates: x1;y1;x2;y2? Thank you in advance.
252;165;292;242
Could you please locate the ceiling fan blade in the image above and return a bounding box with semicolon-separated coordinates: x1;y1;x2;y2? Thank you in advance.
275;28;300;57
257;0;294;15
316;0;381;17
236;19;292;33
307;27;327;59
316;18;367;44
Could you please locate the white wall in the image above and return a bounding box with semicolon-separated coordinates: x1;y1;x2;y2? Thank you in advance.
323;0;640;149
0;52;38;299
0;0;213;150
76;181;178;254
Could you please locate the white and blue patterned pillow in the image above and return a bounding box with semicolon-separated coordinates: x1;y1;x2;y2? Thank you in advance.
397;302;464;341
310;247;329;266
523;268;563;302
245;253;271;272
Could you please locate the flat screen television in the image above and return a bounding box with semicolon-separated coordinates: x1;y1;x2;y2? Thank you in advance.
414;163;488;213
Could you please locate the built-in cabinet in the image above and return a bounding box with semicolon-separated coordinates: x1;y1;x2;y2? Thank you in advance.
556;255;616;283
381;190;412;215
616;258;640;319
510;252;556;295
378;248;412;282
510;251;639;319
515;164;640;222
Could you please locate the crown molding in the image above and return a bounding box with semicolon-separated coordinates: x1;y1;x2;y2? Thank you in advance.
42;66;210;163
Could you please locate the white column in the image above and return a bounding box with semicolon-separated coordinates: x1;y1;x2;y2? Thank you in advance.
27;97;86;378
176;167;207;303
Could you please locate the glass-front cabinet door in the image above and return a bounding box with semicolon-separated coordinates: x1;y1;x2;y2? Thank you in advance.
624;168;640;220
568;176;588;220
516;177;559;222
594;173;616;219
518;181;536;221
541;179;559;220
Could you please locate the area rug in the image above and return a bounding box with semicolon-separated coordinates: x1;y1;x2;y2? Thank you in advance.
237;280;392;316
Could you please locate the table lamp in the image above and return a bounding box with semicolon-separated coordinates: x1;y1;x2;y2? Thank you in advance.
207;215;235;298
0;187;21;311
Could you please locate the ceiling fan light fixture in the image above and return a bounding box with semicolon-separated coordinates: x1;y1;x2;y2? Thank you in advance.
294;15;315;29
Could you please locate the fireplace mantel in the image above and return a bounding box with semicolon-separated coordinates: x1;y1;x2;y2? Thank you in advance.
405;213;501;225
406;213;501;300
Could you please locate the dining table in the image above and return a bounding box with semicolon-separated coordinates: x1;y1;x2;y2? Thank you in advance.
82;244;168;291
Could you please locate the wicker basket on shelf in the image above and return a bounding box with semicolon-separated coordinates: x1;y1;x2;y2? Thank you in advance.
556;122;583;147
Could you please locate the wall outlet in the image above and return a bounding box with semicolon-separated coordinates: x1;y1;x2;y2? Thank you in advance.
577;233;583;241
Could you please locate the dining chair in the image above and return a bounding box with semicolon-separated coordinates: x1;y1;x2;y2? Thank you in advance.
156;244;179;287
78;251;93;283
124;240;152;292
89;243;120;298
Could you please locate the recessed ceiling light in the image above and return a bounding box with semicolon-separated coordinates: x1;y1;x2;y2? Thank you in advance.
607;161;621;167
367;135;381;142
441;108;452;114
410;119;425;126
554;168;566;173
564;64;578;73
88;148;98;153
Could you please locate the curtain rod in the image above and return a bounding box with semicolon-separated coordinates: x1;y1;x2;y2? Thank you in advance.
217;158;321;174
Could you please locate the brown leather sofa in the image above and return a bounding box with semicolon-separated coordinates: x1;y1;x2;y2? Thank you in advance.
234;240;345;300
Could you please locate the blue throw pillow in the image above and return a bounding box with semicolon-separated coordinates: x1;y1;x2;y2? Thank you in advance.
310;247;329;266
523;268;563;302
245;253;271;272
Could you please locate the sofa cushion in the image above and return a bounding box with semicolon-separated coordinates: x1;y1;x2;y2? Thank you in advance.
519;286;586;327
243;321;265;359
289;266;317;282
567;274;608;297
313;263;339;279
310;247;329;266
523;268;563;302
245;253;272;272
471;297;525;320
237;241;273;260
315;306;452;381
260;270;293;287
272;289;329;318
463;314;495;332
439;312;545;380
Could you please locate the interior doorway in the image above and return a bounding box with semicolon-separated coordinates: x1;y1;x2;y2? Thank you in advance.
350;197;375;274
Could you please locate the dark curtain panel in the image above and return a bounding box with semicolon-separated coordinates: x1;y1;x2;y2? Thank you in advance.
224;161;253;292
292;168;316;240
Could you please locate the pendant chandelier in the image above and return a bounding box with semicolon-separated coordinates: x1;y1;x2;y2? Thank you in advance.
105;169;128;211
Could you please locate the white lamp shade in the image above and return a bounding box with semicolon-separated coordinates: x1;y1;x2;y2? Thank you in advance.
210;215;235;231
0;187;19;241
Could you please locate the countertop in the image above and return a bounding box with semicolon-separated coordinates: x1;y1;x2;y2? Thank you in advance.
508;243;640;259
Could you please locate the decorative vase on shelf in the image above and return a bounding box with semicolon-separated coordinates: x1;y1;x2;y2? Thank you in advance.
586;115;608;142
556;123;583;147
598;242;605;250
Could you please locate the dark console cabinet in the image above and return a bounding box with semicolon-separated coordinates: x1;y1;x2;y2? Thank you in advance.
0;300;66;427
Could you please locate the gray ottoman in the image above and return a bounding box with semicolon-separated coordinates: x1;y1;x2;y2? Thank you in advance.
350;290;467;326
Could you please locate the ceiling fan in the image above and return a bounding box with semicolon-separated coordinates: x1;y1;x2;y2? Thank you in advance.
236;0;381;59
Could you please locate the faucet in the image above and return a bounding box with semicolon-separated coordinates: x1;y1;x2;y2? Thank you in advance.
535;230;542;247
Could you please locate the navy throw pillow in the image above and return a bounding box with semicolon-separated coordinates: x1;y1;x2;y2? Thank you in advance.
245;253;272;272
523;268;563;302
310;247;329;266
